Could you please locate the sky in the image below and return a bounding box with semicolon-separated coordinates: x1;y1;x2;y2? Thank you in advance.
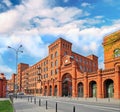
0;0;120;79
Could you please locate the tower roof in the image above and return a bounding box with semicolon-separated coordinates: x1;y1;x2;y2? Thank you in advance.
103;30;120;46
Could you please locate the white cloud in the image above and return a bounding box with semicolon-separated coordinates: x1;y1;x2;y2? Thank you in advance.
0;35;48;58
81;2;90;7
0;0;120;75
3;0;12;7
0;54;13;79
0;65;13;74
0;0;89;34
99;62;104;69
0;10;19;33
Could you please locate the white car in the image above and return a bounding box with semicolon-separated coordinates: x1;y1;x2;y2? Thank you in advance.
17;92;24;95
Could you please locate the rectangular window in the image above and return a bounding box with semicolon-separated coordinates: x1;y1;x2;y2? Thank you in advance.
51;70;54;75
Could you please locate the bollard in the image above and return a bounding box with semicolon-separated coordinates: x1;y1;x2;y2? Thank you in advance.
96;96;97;102
34;97;36;104
31;97;32;102
39;99;41;106
73;106;75;112
108;97;110;102
46;100;48;110
16;94;17;99
28;96;29;102
56;102;57;112
21;96;22;99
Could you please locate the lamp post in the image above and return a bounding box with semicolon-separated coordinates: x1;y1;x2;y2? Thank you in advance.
8;45;23;93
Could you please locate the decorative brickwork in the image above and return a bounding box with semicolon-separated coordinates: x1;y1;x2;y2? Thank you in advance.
7;31;120;99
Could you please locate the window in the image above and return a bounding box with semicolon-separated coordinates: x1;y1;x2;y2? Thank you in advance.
79;65;82;71
71;55;74;59
51;70;54;75
55;68;58;74
51;62;54;67
46;60;48;64
76;57;78;62
79;58;82;62
44;68;45;72
55;51;58;57
46;67;48;71
64;51;67;56
55;60;58;66
44;61;46;66
114;48;120;58
51;54;54;59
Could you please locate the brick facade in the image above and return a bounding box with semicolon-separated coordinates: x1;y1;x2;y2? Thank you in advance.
0;73;7;98
7;30;120;99
7;74;16;93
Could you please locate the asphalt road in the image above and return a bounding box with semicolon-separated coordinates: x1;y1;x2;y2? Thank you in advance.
15;95;120;112
39;97;120;112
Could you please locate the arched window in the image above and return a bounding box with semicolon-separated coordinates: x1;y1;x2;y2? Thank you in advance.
51;54;54;59
55;60;58;66
114;48;120;58
55;51;58;57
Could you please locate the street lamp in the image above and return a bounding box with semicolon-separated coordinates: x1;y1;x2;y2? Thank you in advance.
8;45;23;93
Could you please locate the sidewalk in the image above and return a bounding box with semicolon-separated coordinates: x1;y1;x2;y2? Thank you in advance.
0;98;9;101
13;98;63;112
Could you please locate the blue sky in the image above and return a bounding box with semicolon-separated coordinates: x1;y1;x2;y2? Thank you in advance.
0;0;120;79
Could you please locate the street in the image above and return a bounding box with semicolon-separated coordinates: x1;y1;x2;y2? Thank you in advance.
16;95;120;112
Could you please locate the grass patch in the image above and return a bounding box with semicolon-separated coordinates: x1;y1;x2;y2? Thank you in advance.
0;100;14;112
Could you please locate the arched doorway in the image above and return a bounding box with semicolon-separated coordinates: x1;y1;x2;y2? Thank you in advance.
89;81;97;97
78;82;84;97
54;85;57;96
44;86;47;96
62;73;72;96
104;79;114;98
49;85;52;96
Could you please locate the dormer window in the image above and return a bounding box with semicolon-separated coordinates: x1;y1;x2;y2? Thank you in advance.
114;48;120;58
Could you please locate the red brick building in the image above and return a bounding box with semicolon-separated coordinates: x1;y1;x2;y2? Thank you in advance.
7;74;16;93
0;73;7;98
7;30;120;99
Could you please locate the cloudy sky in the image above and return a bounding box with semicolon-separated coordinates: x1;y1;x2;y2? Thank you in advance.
0;0;120;79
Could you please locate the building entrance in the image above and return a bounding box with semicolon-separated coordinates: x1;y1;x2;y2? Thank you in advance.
78;82;83;97
104;79;114;98
90;81;97;97
62;74;72;97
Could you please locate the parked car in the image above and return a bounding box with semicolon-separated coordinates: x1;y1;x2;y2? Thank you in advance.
17;92;24;95
8;93;14;95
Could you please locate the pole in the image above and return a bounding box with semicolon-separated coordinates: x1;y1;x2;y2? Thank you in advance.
34;97;36;104
39;99;41;106
28;96;29;102
73;106;75;112
8;45;23;94
56;102;57;112
15;52;18;93
46;100;48;110
31;97;32;102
